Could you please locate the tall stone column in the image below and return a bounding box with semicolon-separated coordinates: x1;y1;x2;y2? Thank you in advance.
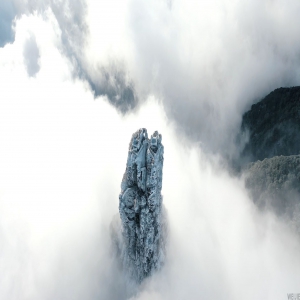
116;128;167;283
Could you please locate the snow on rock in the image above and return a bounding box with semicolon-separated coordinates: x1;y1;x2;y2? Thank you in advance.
111;128;167;284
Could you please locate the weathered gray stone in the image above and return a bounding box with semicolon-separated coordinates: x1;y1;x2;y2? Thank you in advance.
111;128;167;284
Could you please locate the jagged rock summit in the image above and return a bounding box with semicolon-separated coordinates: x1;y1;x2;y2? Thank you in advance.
111;128;167;284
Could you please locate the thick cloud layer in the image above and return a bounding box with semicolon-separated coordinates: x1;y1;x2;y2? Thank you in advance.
4;0;300;156
1;2;300;300
80;0;300;156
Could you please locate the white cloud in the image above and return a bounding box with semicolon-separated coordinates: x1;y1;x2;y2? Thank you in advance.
0;3;300;300
79;0;300;155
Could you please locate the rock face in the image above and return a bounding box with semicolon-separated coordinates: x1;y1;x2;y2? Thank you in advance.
241;86;300;163
245;155;300;215
115;128;167;283
239;86;300;223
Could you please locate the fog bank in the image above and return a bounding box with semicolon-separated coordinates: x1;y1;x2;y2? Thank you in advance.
0;4;300;299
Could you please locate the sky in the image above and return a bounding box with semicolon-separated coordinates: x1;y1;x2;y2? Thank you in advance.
0;0;300;299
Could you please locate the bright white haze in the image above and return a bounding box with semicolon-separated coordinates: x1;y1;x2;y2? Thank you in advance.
0;1;300;299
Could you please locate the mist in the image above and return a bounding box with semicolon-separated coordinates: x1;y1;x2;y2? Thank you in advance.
1;1;300;299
